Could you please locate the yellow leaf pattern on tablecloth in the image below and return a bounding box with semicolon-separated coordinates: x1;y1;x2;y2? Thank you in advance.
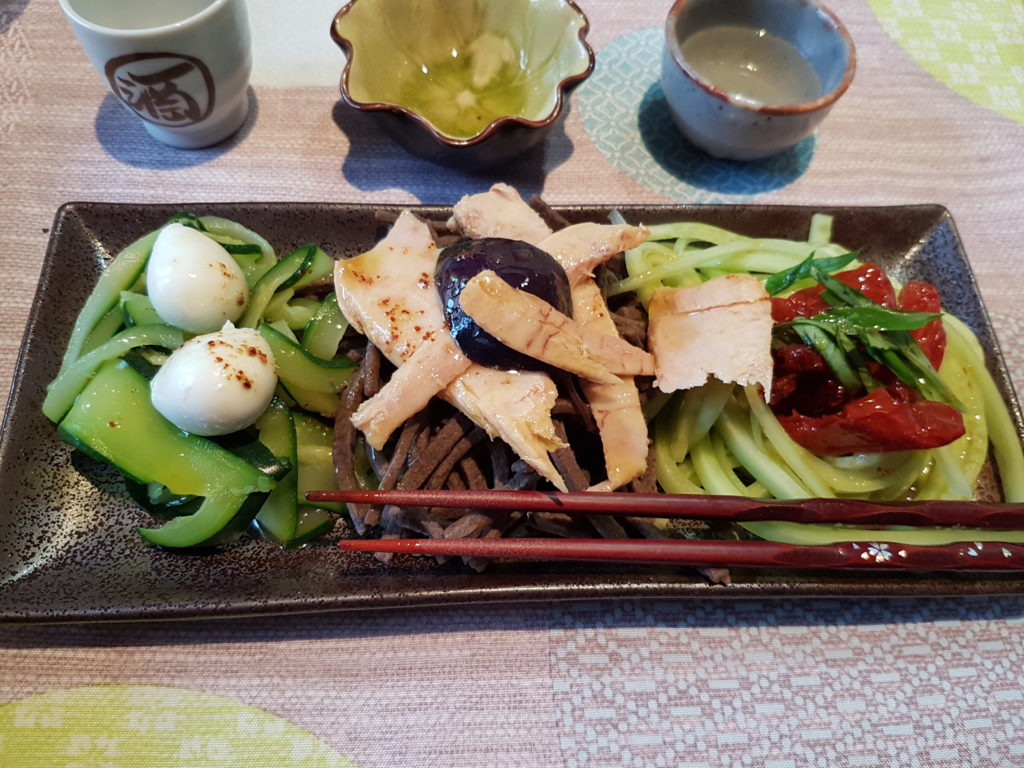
868;0;1024;124
0;685;357;767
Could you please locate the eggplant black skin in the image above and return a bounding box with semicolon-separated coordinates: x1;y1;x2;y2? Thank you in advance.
435;237;573;371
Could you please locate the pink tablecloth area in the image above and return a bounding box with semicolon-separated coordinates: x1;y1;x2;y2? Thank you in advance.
1;0;1023;766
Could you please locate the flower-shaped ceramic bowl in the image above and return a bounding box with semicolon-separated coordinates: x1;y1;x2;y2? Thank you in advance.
331;0;594;171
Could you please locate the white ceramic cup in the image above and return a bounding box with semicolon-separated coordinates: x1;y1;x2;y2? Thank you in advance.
58;0;253;149
661;0;855;160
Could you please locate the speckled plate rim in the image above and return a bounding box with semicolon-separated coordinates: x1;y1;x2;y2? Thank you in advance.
1;201;1023;625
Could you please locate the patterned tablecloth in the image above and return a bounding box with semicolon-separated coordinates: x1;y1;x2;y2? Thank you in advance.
2;0;1023;765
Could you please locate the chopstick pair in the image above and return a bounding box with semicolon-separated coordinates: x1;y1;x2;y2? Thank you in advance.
305;489;1024;571
306;488;1024;528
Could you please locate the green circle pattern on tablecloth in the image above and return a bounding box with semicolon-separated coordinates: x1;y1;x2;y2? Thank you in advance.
0;685;357;767
868;0;1024;124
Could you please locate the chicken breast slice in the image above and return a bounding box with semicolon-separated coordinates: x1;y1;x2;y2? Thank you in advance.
442;367;567;490
449;183;553;245
571;279;649;491
334;211;469;445
458;270;651;384
351;339;470;449
538;223;649;285
648;273;774;398
335;210;449;363
450;184;649;287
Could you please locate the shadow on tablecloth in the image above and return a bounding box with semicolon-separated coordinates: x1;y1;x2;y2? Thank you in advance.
93;89;259;169
2;595;1022;648
0;0;27;37
329;99;577;204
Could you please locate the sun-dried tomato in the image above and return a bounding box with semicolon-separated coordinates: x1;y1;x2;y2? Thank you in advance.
776;382;965;455
770;344;848;417
898;280;946;369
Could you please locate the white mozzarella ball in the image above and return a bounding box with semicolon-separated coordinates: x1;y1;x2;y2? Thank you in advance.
151;325;277;436
147;222;249;334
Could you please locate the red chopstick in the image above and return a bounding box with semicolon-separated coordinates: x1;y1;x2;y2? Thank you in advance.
339;536;1024;573
305;488;1024;529
337;537;1024;571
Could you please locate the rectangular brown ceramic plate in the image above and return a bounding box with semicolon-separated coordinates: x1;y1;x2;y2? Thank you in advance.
2;202;1023;623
